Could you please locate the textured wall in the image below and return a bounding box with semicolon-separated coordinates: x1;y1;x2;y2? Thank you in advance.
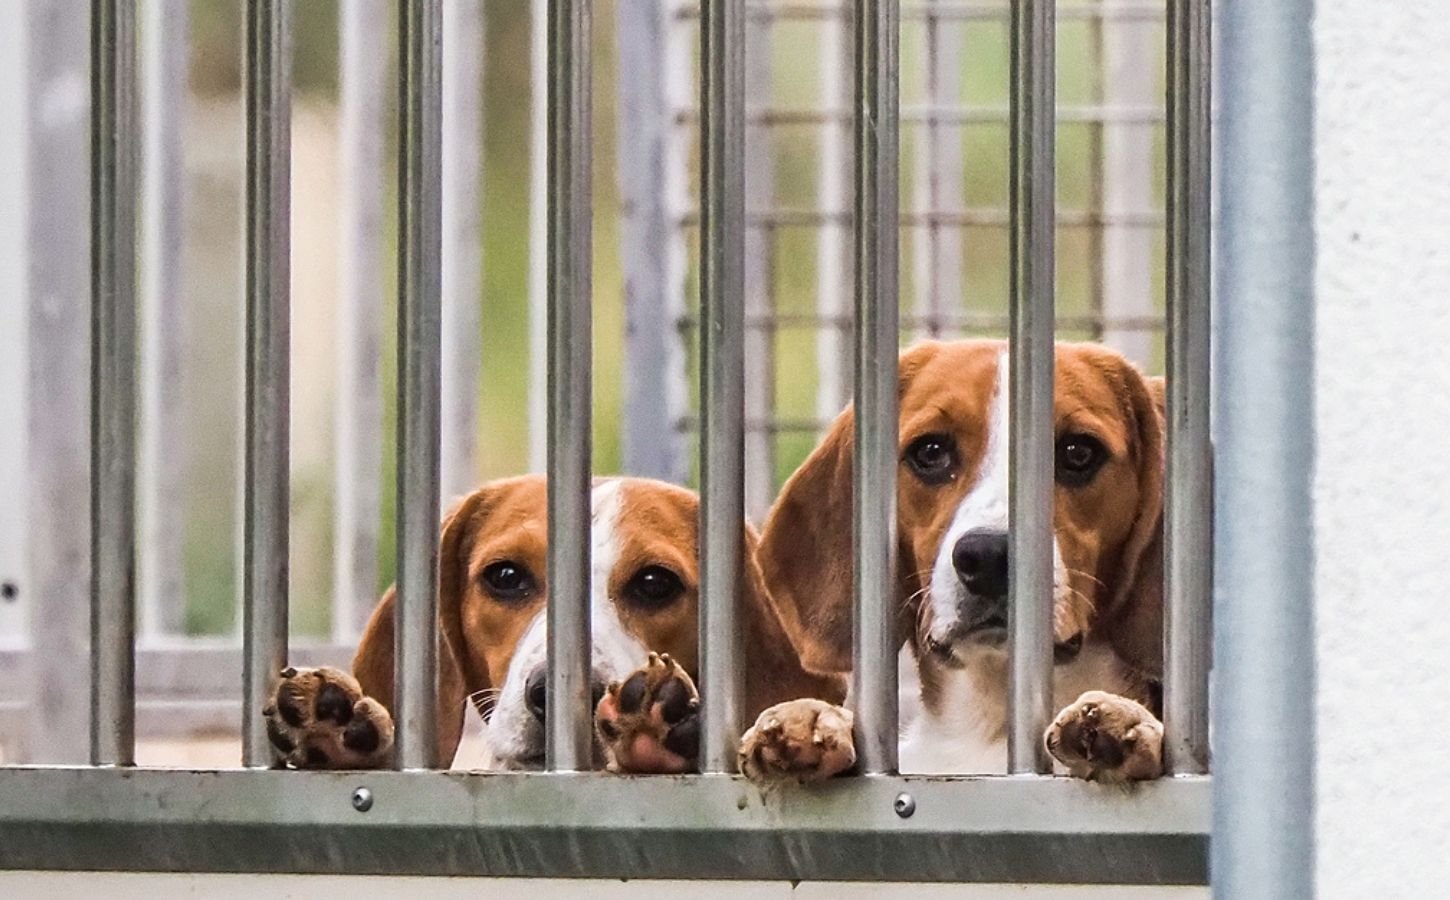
1315;2;1450;896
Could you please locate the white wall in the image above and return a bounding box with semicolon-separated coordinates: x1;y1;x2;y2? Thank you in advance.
1314;1;1450;897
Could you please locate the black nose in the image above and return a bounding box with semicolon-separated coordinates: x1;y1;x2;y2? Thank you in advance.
524;667;608;723
952;529;1009;598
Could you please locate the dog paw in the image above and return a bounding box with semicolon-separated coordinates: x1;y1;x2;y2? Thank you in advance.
263;666;395;769
1044;690;1163;782
738;699;855;785
594;652;700;774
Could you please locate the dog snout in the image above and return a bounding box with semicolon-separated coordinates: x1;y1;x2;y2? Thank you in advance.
952;528;1008;599
523;666;608;724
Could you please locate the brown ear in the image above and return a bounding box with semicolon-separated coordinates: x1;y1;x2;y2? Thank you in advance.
350;492;485;767
740;525;849;713
754;411;857;674
1098;370;1167;678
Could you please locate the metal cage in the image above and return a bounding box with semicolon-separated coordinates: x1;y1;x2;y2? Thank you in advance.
0;0;1317;890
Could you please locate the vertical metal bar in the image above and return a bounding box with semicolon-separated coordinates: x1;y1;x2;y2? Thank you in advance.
90;0;139;767
0;11;27;665
241;0;292;768
440;0;484;504
617;0;687;484
333;0;388;642
1006;0;1055;775
1099;11;1158;366
545;0;593;773
138;0;188;641
816;11;851;424
1163;0;1212;777
742;19;776;523
527;0;548;475
698;0;746;775
395;0;444;770
912;0;963;339
26;0;93;767
1213;0;1315;892
850;0;900;777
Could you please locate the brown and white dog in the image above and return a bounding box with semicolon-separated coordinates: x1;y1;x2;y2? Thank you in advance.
263;475;847;777
755;339;1169;781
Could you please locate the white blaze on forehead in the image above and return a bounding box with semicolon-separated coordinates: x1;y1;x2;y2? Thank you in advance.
926;352;1066;642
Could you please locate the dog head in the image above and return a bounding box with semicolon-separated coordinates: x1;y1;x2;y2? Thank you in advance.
756;339;1165;681
352;474;831;769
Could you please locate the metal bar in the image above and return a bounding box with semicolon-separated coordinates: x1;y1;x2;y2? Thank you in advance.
742;20;776;523
138;0;188;640
1163;0;1212;777
617;0;688;484
815;6;851;424
676;208;1163;228
545;0;593;773
912;0;964;338
0;768;1210;883
676;2;1167;23
241;0;292;769
527;0;548;475
1006;0;1054;775
1099;10;1160;366
90;0;140;767
671;104;1167;126
697;0;747;774
395;0;445;770
0;12;24;661
1213;0;1316;893
440;0;484;504
332;0;389;642
850;0;901;776
25;0;92;766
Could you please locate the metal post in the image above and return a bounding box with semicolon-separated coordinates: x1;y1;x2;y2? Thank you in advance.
545;0;593;773
1164;0;1212;777
332;0;388;642
1006;0;1055;775
527;0;548;475
698;0;746;775
1213;0;1315;893
617;0;687;485
815;5;851;424
742;18;775;524
26;0;93;767
138;0;188;641
1099;10;1159;366
90;0;139;767
440;0;484;504
241;0;291;768
395;0;444;770
850;0;900;777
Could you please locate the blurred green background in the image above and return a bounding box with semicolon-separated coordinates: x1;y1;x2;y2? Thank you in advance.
176;0;1165;638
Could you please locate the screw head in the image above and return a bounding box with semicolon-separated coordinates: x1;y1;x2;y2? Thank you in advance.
351;787;374;813
893;792;916;819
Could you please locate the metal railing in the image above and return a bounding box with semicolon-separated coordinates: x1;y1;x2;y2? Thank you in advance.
0;0;1318;890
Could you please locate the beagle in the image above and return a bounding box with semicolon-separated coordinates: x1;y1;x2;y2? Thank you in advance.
263;475;845;776
753;339;1170;781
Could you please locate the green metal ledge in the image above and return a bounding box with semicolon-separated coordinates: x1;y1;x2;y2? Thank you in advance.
0;767;1209;884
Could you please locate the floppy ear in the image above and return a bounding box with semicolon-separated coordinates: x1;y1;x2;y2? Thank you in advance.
754;411;857;674
739;525;849;713
350;491;484;767
1098;370;1167;678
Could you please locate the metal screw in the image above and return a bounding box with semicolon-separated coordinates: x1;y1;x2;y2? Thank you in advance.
351;787;373;813
893;792;916;819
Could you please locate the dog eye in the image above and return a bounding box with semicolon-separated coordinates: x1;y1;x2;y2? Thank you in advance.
1056;433;1108;487
623;566;685;609
481;561;536;602
904;433;957;484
